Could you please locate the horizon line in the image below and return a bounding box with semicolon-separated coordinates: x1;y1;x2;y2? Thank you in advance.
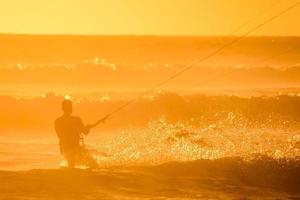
0;33;300;38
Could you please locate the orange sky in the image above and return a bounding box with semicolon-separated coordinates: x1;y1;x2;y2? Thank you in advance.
0;0;299;36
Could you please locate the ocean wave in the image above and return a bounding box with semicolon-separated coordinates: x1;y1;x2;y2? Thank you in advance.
144;156;300;192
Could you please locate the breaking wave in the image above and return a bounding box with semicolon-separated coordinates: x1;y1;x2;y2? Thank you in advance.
88;115;300;167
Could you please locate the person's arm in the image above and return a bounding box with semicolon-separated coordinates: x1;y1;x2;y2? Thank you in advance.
77;117;91;135
78;115;110;135
54;119;64;154
54;119;62;139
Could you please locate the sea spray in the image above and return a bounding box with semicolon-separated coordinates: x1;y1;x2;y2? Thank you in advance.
88;114;300;167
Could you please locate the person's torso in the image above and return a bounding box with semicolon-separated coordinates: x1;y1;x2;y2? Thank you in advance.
55;116;82;145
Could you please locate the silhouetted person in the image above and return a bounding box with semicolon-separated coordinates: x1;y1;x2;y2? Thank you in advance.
55;100;107;168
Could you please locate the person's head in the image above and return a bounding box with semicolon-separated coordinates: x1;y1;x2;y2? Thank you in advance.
62;100;73;116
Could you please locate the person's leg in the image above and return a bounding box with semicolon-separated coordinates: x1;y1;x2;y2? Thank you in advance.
78;146;99;169
86;154;99;169
65;151;75;168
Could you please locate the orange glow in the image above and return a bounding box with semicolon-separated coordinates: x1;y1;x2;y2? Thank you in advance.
1;1;300;199
0;0;299;36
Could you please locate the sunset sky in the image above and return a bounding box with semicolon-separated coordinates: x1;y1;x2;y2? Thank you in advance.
0;0;299;36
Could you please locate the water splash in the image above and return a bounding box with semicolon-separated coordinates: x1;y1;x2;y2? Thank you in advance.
88;114;300;167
